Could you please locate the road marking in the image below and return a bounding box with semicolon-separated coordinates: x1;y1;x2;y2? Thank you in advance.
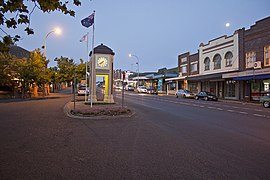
253;114;264;117
217;108;223;111
227;109;235;112
239;111;248;114
207;106;216;109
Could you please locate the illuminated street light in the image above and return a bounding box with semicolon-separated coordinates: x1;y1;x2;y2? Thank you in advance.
43;27;62;58
129;53;140;87
42;27;61;97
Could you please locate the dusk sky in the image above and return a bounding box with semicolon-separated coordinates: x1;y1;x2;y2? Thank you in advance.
5;0;270;72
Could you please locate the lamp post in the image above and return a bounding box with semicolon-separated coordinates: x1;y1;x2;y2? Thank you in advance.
42;27;61;97
43;27;61;58
129;54;139;87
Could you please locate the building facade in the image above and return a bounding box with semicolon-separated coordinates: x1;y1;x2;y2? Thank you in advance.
187;30;243;99
223;16;270;101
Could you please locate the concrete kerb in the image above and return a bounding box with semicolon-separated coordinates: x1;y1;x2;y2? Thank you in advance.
63;101;135;120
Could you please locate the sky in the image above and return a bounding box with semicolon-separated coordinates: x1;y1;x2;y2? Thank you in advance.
3;0;270;72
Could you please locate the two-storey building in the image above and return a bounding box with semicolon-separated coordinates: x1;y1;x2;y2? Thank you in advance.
223;16;270;101
187;29;243;99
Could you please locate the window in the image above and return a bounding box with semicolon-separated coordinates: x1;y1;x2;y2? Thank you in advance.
191;63;197;72
181;65;187;73
225;80;236;97
265;46;270;66
181;57;187;63
225;51;233;66
246;51;256;68
204;57;210;71
213;54;221;69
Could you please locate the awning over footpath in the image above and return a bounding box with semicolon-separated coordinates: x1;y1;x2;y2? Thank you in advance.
187;73;223;81
151;73;178;79
223;67;270;80
165;76;187;82
233;74;270;80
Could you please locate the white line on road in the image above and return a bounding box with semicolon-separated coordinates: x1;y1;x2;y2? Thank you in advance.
253;114;265;117
239;111;248;114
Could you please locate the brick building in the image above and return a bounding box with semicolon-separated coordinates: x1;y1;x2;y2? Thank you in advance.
172;16;270;101
223;16;270;101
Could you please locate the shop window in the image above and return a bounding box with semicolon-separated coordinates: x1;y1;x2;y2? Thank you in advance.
246;51;256;68
225;80;236;97
213;54;221;69
168;82;176;90
225;51;233;67
204;57;210;71
264;46;270;66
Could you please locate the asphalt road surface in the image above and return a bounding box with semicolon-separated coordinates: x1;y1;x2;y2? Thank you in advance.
1;88;270;179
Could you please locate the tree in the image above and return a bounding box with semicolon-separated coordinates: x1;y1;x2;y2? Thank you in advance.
0;52;14;87
54;56;76;85
75;59;89;83
0;0;81;51
11;49;48;97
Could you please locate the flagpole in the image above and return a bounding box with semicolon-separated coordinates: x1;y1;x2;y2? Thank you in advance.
85;32;89;102
90;10;95;108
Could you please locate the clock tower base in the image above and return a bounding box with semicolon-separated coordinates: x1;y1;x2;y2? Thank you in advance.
104;94;114;103
88;95;97;103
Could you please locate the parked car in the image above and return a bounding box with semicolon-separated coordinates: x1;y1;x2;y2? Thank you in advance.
137;86;147;93
176;89;195;98
195;91;218;101
77;86;89;96
260;95;270;108
147;86;158;95
125;85;134;91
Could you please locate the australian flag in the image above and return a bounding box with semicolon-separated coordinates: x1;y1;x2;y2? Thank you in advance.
81;13;94;28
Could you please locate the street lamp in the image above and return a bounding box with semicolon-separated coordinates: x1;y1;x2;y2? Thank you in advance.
43;27;61;58
42;27;61;97
129;54;140;87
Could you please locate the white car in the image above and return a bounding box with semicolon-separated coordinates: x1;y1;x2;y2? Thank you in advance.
125;85;134;91
137;86;147;93
78;86;89;96
176;89;195;98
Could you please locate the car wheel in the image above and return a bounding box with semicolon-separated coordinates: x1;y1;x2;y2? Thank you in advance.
263;101;270;108
195;96;199;100
204;97;208;101
183;95;186;98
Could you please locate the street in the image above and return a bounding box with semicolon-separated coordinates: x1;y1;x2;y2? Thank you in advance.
1;89;270;179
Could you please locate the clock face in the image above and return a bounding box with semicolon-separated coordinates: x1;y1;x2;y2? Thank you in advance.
97;57;109;69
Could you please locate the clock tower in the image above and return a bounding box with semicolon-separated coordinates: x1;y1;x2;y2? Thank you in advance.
89;43;115;103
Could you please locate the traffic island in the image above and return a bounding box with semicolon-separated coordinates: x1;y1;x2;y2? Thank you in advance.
64;101;133;119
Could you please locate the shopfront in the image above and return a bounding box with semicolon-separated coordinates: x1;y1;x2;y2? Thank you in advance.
223;68;270;101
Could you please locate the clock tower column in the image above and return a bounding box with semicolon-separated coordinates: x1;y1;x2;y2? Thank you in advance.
89;43;115;103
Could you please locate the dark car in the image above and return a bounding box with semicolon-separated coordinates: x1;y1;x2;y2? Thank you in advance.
147;86;158;95
195;91;218;101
